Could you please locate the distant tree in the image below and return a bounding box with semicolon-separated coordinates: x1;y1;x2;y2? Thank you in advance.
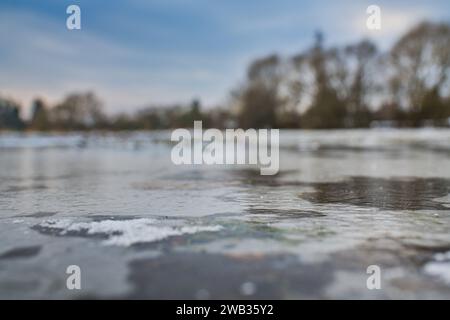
137;110;164;130
373;102;408;126
390;22;450;124
50;92;106;130
236;54;283;128
207;108;235;129
301;32;347;128
341;40;377;127
419;86;449;124
30;98;50;130
178;99;208;127
0;97;24;130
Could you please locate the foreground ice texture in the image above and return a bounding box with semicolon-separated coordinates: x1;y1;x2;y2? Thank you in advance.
1;129;450;299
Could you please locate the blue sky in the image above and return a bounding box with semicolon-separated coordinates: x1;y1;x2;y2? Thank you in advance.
1;0;449;116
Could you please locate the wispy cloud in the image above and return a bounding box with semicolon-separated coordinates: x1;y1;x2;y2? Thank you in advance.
0;7;235;115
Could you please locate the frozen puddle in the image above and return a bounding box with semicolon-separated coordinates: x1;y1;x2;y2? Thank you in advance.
34;218;223;246
423;251;450;285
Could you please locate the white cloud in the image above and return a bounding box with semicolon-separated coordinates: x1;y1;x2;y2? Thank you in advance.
353;5;433;49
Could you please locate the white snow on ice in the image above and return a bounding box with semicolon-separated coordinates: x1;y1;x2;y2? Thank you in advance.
38;218;223;246
423;251;450;285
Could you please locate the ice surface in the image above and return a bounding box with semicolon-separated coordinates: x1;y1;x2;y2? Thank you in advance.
2;129;450;299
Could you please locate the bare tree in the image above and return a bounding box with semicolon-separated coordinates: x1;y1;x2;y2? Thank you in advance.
236;54;283;128
51;92;106;130
390;22;450;123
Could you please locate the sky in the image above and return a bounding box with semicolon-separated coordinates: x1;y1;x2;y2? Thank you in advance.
1;0;449;116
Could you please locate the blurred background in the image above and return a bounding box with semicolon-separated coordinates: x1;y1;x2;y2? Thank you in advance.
1;0;450;131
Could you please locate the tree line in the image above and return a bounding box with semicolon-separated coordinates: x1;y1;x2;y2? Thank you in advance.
1;21;450;131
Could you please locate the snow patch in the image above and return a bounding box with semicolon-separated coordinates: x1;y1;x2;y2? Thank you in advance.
423;251;450;285
37;218;223;246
